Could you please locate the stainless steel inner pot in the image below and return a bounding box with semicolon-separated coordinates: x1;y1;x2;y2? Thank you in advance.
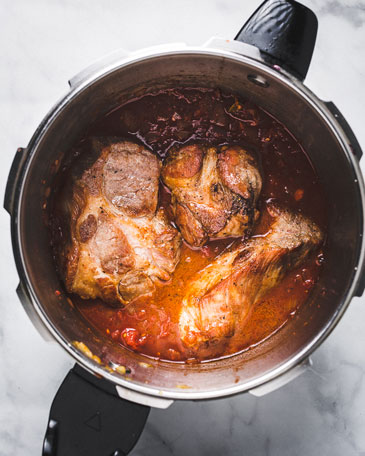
6;41;365;400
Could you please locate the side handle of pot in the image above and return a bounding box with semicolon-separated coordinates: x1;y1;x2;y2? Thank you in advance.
325;101;363;161
249;357;311;397
4;147;30;216
43;364;150;456
323;102;364;296
235;0;318;81
16;281;54;342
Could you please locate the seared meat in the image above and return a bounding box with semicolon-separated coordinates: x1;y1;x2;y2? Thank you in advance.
162;144;262;247
62;139;181;306
179;204;323;353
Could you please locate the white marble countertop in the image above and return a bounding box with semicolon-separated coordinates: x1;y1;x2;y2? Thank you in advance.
1;0;365;454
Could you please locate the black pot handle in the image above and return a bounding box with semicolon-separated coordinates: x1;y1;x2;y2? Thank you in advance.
43;364;150;456
235;0;318;81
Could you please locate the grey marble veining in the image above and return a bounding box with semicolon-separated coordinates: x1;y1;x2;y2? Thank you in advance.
1;1;365;455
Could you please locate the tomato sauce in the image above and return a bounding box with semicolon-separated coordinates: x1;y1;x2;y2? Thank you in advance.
55;88;327;362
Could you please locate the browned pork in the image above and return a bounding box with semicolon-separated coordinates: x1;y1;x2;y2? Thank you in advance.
162;144;262;247
62;139;181;306
179;204;323;354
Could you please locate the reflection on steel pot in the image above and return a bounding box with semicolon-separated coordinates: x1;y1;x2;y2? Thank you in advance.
4;0;365;454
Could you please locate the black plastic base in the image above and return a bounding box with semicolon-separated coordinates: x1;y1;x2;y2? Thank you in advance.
43;364;150;456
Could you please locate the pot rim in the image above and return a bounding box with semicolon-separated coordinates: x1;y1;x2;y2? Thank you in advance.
12;44;365;400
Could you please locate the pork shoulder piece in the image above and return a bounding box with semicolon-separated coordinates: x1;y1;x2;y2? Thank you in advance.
178;204;323;353
161;143;262;247
62;139;181;306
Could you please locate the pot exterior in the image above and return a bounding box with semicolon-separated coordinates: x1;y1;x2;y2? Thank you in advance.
5;42;365;400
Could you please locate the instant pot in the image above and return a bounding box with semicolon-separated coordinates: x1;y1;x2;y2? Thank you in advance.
4;1;365;454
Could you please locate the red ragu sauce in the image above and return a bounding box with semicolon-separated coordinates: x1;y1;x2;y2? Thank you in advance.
57;88;327;362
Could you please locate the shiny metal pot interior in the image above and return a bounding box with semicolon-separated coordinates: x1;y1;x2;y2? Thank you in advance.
9;43;365;400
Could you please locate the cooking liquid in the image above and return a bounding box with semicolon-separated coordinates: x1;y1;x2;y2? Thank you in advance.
61;88;327;362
